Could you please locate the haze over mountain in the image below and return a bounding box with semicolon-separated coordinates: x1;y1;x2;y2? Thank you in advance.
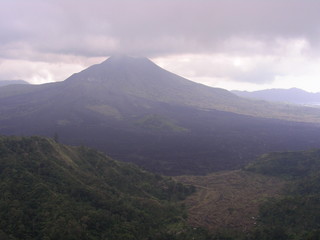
0;80;29;87
2;56;320;175
233;88;320;106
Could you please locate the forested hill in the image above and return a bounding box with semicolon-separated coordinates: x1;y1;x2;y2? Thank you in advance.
244;149;320;239
175;149;320;239
0;136;195;240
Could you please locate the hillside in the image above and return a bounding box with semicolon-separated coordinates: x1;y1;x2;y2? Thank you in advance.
175;149;320;239
244;149;320;239
176;170;285;233
3;136;320;240
2;56;320;175
0;136;195;240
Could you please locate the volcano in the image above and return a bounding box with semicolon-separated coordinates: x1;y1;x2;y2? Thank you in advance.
1;56;320;175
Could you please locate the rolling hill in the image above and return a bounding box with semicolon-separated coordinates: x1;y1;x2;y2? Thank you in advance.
1;56;320;175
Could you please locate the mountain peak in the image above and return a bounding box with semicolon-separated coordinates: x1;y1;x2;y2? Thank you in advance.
100;55;154;67
106;54;149;61
65;54;172;87
68;55;160;78
63;55;240;111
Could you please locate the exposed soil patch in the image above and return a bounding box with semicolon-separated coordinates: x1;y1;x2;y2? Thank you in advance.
176;170;286;232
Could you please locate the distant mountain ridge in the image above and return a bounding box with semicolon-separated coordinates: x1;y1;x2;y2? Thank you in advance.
0;79;29;87
232;88;320;105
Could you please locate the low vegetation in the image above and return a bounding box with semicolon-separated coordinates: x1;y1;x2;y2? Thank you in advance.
176;170;286;232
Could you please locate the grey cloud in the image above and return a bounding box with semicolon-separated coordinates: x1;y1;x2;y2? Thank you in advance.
156;53;280;84
1;0;320;89
1;0;320;59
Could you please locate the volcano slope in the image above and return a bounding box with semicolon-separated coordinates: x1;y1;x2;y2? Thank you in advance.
1;56;320;175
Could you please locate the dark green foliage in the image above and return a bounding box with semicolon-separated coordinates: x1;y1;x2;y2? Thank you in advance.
245;150;320;178
244;149;320;239
0;136;194;240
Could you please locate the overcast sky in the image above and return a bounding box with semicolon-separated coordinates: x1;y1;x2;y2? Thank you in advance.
1;0;320;92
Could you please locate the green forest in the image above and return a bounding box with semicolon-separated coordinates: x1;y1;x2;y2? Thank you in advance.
0;136;198;240
244;150;320;239
1;136;320;239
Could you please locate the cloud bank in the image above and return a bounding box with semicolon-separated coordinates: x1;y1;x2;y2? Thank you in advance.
1;0;320;91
